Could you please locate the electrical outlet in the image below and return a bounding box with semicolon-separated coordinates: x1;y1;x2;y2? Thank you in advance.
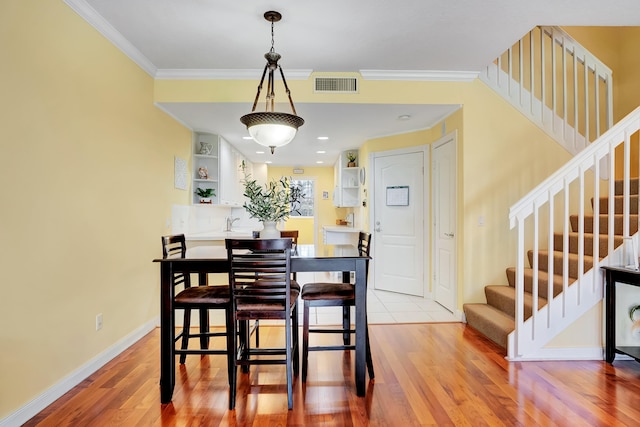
96;313;103;331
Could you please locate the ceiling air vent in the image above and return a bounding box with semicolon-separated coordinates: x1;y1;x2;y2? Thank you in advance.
314;76;358;93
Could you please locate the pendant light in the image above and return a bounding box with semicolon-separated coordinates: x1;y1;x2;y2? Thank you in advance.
240;11;304;154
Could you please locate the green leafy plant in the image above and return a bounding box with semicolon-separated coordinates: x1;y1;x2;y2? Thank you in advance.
346;152;357;162
195;187;215;198
241;165;304;222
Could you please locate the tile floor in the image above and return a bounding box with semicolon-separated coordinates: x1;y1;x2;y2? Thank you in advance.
194;272;461;327
298;272;460;325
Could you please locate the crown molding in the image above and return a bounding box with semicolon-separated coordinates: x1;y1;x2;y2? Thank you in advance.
155;69;314;80
360;69;479;82
64;1;477;83
64;0;157;76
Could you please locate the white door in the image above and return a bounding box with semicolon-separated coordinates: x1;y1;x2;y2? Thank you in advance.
372;149;426;296
432;133;457;312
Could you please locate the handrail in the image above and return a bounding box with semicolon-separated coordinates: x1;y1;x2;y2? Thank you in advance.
510;108;640;225
507;106;640;359
481;26;613;156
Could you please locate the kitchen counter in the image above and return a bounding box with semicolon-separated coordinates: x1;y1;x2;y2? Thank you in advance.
186;231;254;240
322;226;360;233
322;226;361;245
185;229;254;246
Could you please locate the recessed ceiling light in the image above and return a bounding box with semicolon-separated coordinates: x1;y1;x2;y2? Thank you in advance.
317;136;329;140
398;114;411;121
316;161;324;164
316;150;326;154
242;136;253;140
265;160;272;164
256;151;265;154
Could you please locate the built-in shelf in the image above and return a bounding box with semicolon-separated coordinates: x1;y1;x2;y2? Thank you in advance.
333;150;361;207
192;133;220;205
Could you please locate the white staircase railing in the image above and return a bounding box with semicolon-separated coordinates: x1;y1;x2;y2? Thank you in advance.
481;26;613;156
507;107;640;360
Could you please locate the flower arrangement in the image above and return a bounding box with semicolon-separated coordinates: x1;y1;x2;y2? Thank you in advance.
241;164;304;222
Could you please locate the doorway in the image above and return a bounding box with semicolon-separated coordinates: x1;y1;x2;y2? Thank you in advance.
432;132;458;312
371;147;427;296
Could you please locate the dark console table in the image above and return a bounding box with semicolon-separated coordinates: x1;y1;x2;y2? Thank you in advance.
602;266;640;363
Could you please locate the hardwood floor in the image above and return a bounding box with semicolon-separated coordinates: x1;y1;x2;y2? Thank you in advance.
24;323;640;426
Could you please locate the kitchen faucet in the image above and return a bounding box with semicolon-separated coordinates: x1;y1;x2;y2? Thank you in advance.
225;216;240;231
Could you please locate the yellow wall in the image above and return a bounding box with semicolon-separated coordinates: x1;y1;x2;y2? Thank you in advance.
564;27;640;178
0;0;190;418
266;166;336;245
4;9;629;419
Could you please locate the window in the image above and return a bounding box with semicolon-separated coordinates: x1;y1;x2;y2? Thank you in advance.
290;179;314;217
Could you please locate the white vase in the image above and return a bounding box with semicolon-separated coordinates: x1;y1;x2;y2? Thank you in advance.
260;221;281;239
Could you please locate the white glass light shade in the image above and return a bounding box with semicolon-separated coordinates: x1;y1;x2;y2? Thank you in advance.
241;112;304;153
248;123;297;148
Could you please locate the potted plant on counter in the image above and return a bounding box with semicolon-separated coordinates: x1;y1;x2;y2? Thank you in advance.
241;164;304;238
195;187;215;204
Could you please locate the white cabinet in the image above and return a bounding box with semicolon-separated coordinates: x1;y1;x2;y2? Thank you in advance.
192;133;219;205
333;150;361;207
192;132;251;206
219;137;249;207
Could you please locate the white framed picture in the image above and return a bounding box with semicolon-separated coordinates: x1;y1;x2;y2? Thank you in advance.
174;156;188;190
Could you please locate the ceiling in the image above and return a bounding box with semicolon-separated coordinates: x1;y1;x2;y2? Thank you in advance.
70;0;640;166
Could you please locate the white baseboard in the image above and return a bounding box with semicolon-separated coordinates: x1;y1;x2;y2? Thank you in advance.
0;318;158;427
507;346;604;361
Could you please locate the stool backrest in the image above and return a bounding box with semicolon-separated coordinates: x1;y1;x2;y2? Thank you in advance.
225;238;294;315
161;234;191;290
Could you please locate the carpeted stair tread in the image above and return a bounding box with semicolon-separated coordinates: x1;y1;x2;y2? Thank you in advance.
528;250;594;278
593;195;639;214
571;214;639;235
468;178;637;351
553;232;622;258
463;303;514;349
485;285;547;319
506;267;565;298
614;178;640;195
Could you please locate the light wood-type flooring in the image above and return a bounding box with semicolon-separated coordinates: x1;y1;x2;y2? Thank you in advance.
25;323;640;426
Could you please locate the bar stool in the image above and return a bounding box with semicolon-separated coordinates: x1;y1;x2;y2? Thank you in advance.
300;231;374;382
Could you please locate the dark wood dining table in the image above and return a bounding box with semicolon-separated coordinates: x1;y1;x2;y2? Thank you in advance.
153;242;371;403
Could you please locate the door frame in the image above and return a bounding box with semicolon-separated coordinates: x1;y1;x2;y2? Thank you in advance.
369;145;429;296
431;131;458;312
